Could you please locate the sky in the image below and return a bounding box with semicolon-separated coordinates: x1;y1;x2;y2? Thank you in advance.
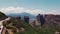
0;0;60;15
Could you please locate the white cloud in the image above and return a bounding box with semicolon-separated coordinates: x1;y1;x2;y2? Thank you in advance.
26;9;43;15
44;10;60;15
0;7;42;15
0;7;60;15
0;7;25;13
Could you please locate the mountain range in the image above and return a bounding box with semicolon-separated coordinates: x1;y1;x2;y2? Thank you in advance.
6;12;36;19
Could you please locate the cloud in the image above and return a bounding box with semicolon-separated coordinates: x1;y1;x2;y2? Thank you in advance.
44;10;60;15
0;7;60;15
0;7;25;13
0;7;42;15
26;9;43;15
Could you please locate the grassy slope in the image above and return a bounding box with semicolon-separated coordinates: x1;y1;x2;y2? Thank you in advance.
10;18;40;34
2;18;60;34
1;12;60;34
5;18;60;34
0;12;7;19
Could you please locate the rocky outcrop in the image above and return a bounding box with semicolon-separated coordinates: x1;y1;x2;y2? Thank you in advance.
44;14;60;28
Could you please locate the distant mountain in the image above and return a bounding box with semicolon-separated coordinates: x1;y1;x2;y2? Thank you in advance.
7;12;36;19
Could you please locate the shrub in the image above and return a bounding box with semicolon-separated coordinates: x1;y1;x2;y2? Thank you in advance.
5;30;9;34
6;26;12;29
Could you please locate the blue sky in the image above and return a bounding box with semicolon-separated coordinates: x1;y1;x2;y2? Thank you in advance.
0;0;60;15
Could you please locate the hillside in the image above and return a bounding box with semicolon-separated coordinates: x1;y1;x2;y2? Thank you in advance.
0;12;60;34
2;17;60;34
7;12;36;19
2;18;41;34
0;12;7;19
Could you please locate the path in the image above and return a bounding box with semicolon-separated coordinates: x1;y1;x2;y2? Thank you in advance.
0;17;11;34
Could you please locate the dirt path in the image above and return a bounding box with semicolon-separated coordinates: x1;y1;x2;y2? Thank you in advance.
0;17;11;34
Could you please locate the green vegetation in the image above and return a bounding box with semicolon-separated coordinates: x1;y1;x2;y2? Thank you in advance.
6;26;13;29
0;12;7;19
2;18;60;34
1;12;60;34
5;30;9;34
12;28;17;33
6;18;60;34
9;18;40;34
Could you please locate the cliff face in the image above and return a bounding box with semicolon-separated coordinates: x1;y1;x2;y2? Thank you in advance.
29;14;60;29
44;14;60;27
